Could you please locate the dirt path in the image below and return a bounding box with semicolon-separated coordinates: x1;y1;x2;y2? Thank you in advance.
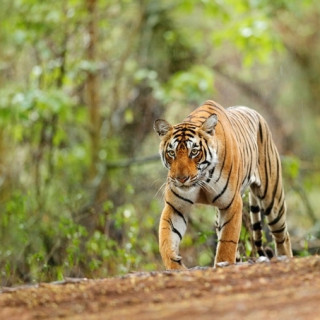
1;256;320;320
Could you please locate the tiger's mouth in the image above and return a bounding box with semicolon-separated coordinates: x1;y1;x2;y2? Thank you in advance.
169;175;200;189
175;183;194;190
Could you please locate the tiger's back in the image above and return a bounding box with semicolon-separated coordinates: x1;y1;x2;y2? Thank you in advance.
154;100;292;270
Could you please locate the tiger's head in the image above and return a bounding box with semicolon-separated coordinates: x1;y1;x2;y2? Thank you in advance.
154;115;218;190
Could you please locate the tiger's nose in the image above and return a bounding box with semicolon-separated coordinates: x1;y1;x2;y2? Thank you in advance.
176;176;189;183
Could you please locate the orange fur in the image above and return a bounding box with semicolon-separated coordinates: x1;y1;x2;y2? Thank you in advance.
154;100;292;270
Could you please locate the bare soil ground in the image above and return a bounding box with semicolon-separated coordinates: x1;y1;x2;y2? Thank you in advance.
1;255;320;320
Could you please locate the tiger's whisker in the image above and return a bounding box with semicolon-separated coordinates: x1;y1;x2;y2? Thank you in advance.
154;182;167;198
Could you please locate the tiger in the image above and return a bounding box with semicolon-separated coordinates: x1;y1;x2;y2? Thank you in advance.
154;100;292;270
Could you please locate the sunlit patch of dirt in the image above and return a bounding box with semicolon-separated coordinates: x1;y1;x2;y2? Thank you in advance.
1;256;320;320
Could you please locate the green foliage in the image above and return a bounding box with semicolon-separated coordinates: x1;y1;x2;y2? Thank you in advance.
165;65;215;103
239;224;253;258
0;0;319;285
282;156;301;181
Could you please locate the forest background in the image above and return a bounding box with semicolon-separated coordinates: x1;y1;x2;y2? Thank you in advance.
1;0;320;286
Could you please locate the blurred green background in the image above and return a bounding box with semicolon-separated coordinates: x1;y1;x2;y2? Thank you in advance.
0;0;320;285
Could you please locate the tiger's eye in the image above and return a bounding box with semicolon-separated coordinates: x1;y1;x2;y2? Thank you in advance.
191;149;199;156
167;150;175;157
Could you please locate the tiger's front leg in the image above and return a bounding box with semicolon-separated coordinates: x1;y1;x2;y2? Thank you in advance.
214;194;242;265
159;202;188;270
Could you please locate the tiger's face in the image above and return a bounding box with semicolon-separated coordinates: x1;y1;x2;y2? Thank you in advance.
154;115;218;190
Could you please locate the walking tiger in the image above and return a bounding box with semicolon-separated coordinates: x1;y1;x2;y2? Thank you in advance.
154;100;292;270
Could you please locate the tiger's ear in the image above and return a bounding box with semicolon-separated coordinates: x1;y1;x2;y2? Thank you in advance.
201;114;218;135
154;119;172;137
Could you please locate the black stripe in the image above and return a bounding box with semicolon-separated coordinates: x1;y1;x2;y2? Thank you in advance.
166;201;187;225
252;221;262;231
276;238;286;245
277;200;286;216
250;205;260;213
204;140;213;159
184;133;196;138
173;128;196;134
268;210;285;226
201;145;208;160
206;167;215;183
170;189;194;204
264;201;273;216
270;155;280;197
258;121;263;142
173;133;194;139
264;159;281;216
244;139;254;183
215;122;226;182
170;257;182;265
217;212;235;232
218;239;238;245
174;124;197;130
164;218;182;240
212;163;233;203
241;168;249;188
219;169;241;211
259;149;269;200
254;240;262;247
271;224;286;234
201;160;211;167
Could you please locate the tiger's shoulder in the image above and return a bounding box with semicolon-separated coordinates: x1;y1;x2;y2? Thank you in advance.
188;101;263;132
183;100;231;127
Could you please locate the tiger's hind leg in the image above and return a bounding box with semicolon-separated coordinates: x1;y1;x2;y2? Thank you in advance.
250;184;292;258
264;194;292;257
253;141;292;257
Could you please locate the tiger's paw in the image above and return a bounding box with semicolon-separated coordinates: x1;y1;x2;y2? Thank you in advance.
215;261;230;268
164;256;187;270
